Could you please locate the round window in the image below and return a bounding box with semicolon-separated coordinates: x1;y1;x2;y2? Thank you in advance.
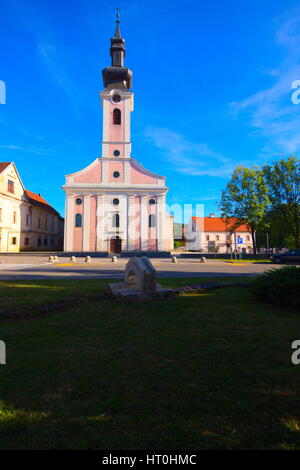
149;198;156;205
112;94;121;103
113;149;120;157
113;198;119;205
113;171;120;178
76;198;82;205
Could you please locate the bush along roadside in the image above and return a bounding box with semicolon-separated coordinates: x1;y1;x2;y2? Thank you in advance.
251;266;300;310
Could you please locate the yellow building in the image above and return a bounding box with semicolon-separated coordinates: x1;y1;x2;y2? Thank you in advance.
0;162;64;252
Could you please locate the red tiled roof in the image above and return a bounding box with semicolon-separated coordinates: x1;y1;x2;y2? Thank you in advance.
0;162;11;173
0;163;60;216
25;190;51;206
25;190;59;216
192;216;250;232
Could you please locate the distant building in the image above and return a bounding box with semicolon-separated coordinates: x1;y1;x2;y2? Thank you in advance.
63;16;173;253
185;213;254;253
0;162;64;252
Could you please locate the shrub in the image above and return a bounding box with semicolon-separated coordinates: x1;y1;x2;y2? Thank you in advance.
251;266;300;310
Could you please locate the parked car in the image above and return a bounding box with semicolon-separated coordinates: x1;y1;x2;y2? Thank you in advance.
271;250;300;264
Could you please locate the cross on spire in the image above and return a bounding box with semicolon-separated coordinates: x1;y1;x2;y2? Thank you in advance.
115;8;121;37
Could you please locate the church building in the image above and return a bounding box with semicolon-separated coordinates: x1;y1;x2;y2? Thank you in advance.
63;16;173;253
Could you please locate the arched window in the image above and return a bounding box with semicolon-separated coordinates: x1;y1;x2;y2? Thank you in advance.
113;108;121;125
149;214;156;228
112;213;120;228
75;213;82;227
24;237;30;246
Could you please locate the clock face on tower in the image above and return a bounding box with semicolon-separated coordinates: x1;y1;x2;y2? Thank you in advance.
112;94;121;103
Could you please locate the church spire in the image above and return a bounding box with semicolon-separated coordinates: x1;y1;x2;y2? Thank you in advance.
102;10;133;90
110;10;125;67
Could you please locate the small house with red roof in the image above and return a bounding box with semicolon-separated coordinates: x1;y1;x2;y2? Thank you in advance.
185;213;254;254
0;162;64;252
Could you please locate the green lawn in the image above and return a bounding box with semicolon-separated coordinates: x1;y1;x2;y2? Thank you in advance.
0;277;247;311
0;278;300;450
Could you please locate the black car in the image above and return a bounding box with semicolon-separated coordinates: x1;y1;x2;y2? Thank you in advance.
271;250;300;264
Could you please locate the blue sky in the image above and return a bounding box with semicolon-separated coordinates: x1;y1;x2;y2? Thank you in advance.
1;0;300;220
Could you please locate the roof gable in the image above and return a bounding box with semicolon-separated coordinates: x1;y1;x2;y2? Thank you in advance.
0;161;25;195
0;162;11;174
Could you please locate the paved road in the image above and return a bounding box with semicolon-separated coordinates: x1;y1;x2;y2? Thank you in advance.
0;256;282;280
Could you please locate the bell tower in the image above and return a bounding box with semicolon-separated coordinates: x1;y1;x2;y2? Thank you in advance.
63;12;173;254
100;13;133;160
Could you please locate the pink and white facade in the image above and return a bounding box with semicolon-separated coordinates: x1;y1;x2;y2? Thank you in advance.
63;18;173;253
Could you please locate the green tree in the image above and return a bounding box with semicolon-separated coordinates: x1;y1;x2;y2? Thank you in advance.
256;208;290;251
220;166;269;255
263;156;300;249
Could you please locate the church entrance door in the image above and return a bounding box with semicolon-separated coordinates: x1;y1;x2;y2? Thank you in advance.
110;237;122;253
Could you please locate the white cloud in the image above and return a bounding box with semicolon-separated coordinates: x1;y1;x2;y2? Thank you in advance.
230;7;300;154
0;144;55;156
37;42;80;105
0;145;25;151
144;126;235;177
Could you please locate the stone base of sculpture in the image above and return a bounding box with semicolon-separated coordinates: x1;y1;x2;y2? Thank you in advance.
109;257;176;302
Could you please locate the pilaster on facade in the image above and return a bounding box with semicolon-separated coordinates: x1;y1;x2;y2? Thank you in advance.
124;143;131;158
140;195;148;251
102;143;109;157
102;160;109;183
157;194;166;251
83;195;91;251
124;160;131;183
64;194;74;251
124;98;131;145
96;194;105;251
119;195;128;249
127;195;136;251
102;98;109;142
